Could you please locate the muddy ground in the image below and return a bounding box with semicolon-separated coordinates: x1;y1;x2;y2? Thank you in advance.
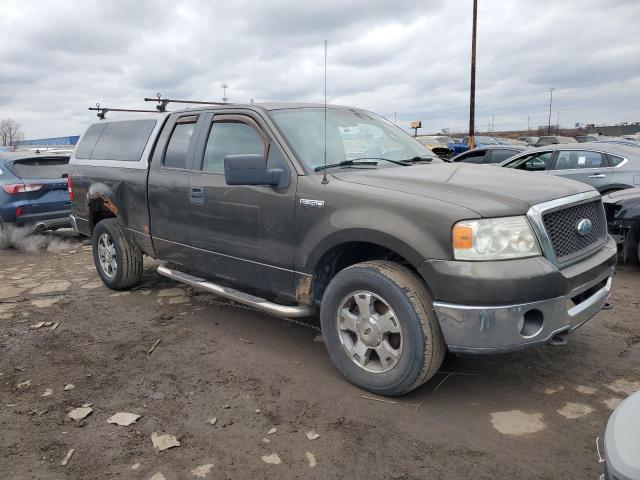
1;230;639;480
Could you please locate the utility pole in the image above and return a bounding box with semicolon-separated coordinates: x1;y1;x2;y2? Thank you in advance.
556;111;560;134
221;84;229;103
468;0;477;149
528;115;530;132
547;88;554;135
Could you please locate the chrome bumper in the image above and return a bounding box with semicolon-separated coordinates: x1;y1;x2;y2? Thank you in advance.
433;269;613;354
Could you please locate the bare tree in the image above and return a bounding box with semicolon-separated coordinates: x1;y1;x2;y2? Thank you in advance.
0;118;24;148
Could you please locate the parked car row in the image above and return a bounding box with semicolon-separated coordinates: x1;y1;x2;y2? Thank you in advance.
0;151;71;232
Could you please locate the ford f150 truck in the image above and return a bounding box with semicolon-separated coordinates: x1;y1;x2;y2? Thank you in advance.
69;103;616;396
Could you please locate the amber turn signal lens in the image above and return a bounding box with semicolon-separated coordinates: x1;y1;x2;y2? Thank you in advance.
453;225;473;249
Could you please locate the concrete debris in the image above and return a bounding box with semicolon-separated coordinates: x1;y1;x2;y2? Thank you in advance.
82;403;93;408
29;322;46;329
575;385;597;395
63;384;75;391
107;412;141;426
61;448;75;466
51;322;60;330
42;388;53;397
16;380;31;389
222;404;230;409
149;474;166;480
131;462;141;470
490;410;546;435
557;402;593;419
43;321;53;327
191;463;214;478
313;334;324;343
267;427;277;435
606;378;640;396
151;432;180;451
68;406;93;422
305;430;320;441
261;453;282;465
305;451;317;467
147;339;161;355
261;437;270;443
208;417;217;426
255;408;261;414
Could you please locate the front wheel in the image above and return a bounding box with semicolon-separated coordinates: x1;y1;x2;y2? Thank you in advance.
92;218;143;289
320;261;445;396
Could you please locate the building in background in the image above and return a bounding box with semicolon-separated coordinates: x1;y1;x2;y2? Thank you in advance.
16;136;79;148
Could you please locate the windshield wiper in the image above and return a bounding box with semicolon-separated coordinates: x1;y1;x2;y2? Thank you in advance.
314;159;378;172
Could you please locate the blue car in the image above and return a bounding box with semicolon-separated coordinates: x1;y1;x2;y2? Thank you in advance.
0;151;71;232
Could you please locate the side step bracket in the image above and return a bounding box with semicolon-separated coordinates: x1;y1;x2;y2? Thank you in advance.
157;265;314;318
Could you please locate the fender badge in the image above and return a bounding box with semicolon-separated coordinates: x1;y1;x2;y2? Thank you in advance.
300;199;325;208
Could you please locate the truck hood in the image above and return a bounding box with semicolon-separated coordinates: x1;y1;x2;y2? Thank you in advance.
602;187;640;204
332;163;593;217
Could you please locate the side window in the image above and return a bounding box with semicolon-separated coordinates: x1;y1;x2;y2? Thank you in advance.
163;116;198;169
90;120;157;161
608;154;625;166
505;151;553;171
75;123;107;159
487;149;518;164
201;121;265;174
554;150;604;170
457;150;486;164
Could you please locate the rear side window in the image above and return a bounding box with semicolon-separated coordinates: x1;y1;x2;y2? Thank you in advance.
488;149;519;164
201;122;265;174
10;158;69;179
75;123;107;159
76;120;156;161
554;150;604;170
504;151;553;171
164;116;198;169
608;154;625;166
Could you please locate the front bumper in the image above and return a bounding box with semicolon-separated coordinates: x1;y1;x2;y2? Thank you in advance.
422;236;617;354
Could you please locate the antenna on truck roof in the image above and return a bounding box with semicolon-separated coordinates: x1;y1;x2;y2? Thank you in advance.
89;103;160;120
321;40;329;185
145;92;227;112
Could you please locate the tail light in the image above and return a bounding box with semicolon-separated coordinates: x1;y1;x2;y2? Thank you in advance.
68;176;74;201
15;206;23;217
2;183;43;195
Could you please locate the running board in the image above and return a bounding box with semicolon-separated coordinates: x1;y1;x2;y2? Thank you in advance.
157;265;314;318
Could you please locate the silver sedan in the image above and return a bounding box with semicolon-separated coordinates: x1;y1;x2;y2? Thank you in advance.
500;142;640;194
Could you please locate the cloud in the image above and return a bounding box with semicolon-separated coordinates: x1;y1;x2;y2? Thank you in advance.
0;0;638;138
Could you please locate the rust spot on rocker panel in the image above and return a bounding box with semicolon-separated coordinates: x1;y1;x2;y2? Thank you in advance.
296;275;313;304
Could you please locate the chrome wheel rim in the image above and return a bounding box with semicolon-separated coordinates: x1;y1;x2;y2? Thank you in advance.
97;233;117;278
336;290;403;373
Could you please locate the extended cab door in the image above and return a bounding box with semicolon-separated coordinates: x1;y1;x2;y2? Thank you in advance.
187;112;297;299
148;113;204;264
549;149;613;192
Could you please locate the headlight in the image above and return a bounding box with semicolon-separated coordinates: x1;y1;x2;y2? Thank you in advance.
452;216;541;260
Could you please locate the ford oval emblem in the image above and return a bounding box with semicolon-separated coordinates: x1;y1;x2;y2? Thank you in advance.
577;218;593;237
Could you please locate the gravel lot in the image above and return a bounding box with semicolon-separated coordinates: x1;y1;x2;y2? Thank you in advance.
1;230;639;479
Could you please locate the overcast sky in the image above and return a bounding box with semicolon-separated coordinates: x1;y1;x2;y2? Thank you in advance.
1;0;639;138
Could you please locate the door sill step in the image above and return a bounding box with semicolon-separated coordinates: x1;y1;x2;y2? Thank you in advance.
157;265;314;318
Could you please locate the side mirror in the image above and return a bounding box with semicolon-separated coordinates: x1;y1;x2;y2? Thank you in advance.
224;154;283;186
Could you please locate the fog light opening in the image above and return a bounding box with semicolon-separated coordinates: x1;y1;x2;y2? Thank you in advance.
520;309;544;338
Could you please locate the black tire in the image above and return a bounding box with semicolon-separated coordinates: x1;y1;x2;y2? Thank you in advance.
320;260;445;396
92;218;143;289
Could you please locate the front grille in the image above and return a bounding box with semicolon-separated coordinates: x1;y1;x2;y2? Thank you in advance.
542;199;606;263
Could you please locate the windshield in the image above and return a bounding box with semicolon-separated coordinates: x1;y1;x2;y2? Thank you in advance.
270;107;440;171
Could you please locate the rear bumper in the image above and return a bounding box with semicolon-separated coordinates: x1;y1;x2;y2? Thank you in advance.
422;236;617;354
13;209;71;230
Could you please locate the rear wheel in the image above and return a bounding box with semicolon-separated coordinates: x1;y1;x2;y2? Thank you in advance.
320;260;445;396
92;218;143;289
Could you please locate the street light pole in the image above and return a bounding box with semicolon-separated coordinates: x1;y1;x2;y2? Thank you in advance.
547;88;554;135
468;0;477;149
